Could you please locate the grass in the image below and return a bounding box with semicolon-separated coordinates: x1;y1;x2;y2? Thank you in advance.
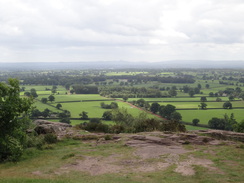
156;101;244;109
33;101;60;112
0;136;243;183
185;125;209;131
53;94;109;102
179;109;244;124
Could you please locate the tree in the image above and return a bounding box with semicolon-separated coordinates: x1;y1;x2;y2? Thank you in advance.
170;111;182;122
224;113;237;131
70;89;75;94
168;89;177;97
79;111;88;119
122;96;128;102
31;109;42;118
110;102;118;109
159;104;176;119
112;108;134;126
59;118;71;124
238;92;244;100
200;97;207;102
136;99;146;107
234;119;244;133
188;90;195;97
223;101;232;109
150;102;160;113
56;103;62;109
48;95;55;102
24;91;31;97
30;88;38;98
199;102;207;110
209;92;214;97
102;111;112;120
42;108;50;118
205;84;210;89
216;97;222;102
41;98;48;104
228;95;234;101
192;118;200;126
0;79;33;162
208;117;226;130
197;84;202;89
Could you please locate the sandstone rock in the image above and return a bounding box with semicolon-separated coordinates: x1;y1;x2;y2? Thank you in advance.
33;120;72;139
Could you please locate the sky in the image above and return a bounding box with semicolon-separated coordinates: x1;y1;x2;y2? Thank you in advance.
0;0;244;63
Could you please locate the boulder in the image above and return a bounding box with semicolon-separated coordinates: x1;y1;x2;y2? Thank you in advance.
34;120;72;138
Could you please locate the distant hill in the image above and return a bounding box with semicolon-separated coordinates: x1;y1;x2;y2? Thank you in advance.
1;60;244;71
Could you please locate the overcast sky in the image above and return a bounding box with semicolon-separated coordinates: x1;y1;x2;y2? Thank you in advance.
0;0;244;63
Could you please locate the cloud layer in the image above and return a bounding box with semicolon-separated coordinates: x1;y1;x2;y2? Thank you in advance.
0;0;244;62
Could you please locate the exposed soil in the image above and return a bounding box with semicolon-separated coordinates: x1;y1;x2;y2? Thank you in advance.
48;132;228;177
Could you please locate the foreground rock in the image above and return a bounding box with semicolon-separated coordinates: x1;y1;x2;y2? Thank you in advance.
34;120;72;139
195;130;244;142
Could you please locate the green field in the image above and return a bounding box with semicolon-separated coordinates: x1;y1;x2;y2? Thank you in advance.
156;101;244;109
57;101;157;119
53;94;109;102
33;101;60;112
179;109;244;124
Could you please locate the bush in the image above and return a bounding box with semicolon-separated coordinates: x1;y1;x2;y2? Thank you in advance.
25;133;44;148
89;118;101;123
80;122;109;133
44;133;58;144
59;118;71;124
192;119;200;126
159;120;186;132
110;125;125;134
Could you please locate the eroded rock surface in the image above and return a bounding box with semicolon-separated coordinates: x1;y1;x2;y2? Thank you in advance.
34;120;72;139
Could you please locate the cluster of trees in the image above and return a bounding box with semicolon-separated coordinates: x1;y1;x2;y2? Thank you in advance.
208;113;243;131
131;100;182;122
31;108;53;118
24;88;38;98
100;102;119;109
20;73;195;86
41;95;55;103
214;87;244;100
180;85;202;97
71;85;98;94
100;86;162;98
78;108;186;133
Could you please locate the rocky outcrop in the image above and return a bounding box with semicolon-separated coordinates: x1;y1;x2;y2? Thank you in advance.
195;130;244;142
34;120;72;139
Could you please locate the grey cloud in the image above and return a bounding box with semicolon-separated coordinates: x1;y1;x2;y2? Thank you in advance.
0;0;244;62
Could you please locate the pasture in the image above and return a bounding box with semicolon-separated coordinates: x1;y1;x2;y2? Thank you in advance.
179;109;244;124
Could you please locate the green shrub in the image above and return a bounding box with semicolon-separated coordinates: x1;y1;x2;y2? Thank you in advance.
44;133;58;144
